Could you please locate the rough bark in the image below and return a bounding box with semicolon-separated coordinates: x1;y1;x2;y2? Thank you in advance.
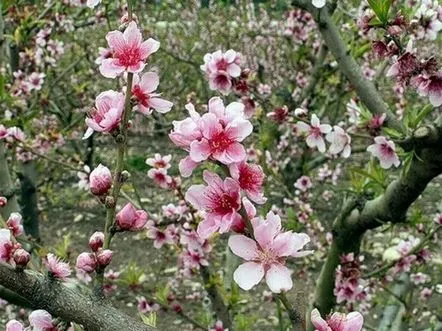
0;263;152;331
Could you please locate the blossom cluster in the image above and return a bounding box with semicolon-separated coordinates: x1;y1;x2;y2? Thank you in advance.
6;310;60;331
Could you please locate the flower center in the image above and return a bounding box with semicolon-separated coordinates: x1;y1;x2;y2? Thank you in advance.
116;47;141;67
132;85;150;107
209;131;233;153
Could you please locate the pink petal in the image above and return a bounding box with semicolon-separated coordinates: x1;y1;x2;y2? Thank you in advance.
99;59;125;78
149;97;173;113
139;38;160;60
179;156;199;177
343;312;364;331
265;264;293;293
225;119;253;141
5;320;24;331
228;235;258;260
197;218;219;239
106;31;125;53
227;63;241;77
218;142;246;164
139;72;159;93
128;61;145;73
185;185;207;210
208;97;225;118
189;139;211;162
233;262;264;290
123;21;142;47
310;309;329;331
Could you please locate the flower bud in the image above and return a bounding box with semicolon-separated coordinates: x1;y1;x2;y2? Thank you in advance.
6;213;24;237
171;302;182;313
13;249;30;267
89;164;112;195
0;197;7;207
89;231;105;252
76;252;97;273
96;249;113;266
116;203;148;231
294;108;308;117
121;170;131;182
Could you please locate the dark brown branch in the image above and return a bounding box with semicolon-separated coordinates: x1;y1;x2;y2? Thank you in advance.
0;264;152;331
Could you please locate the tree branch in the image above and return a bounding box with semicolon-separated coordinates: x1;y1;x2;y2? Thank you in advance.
0;264;152;331
291;0;405;133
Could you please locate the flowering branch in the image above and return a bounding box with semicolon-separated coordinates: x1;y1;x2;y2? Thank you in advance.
291;0;405;134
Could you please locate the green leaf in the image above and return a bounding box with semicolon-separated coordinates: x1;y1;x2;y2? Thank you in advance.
414;104;435;127
383;127;405;139
367;0;392;24
139;312;157;328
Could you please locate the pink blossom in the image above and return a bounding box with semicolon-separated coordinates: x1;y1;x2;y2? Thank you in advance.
83;90;125;139
89;164;112;195
181;248;209;269
96;249;113;266
145;153;171;169
0;125;8;139
186;171;242;239
116;203;148;231
326;126;351;158
310;308;363;331
26;72;45;91
5;320;24;331
76;252;97;273
146;226;175;249
189;111;252;164
228;212;312;293
169;103;202;150
89;231;105;252
294;176;312;192
99;22;160;78
6;213;24;237
137;296;160;313
296;115;332;153
414;71;442;107
13;248;30;267
229;162;266;204
7;127;25;141
147;168;172;188
367;136;400;169
131;72;173;115
201;50;241;95
29;309;57;331
45;253;71;280
267;106;289;124
210;320;228;331
420;287;433;300
0;230;14;264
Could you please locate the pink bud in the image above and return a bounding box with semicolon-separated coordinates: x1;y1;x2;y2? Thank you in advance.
89;231;105;252
6;213;24;237
0;197;7;207
76;252;97;273
116;203;148;231
89;164;112;195
13;249;30;267
96;249;113;266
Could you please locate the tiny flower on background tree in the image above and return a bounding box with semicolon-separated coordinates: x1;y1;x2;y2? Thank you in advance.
145;153;172;169
310;308;363;331
99;21;160;78
367;136;400;169
228;211;312;293
296;114;332;153
326;126;352;158
201;49;242;95
6;213;24;237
